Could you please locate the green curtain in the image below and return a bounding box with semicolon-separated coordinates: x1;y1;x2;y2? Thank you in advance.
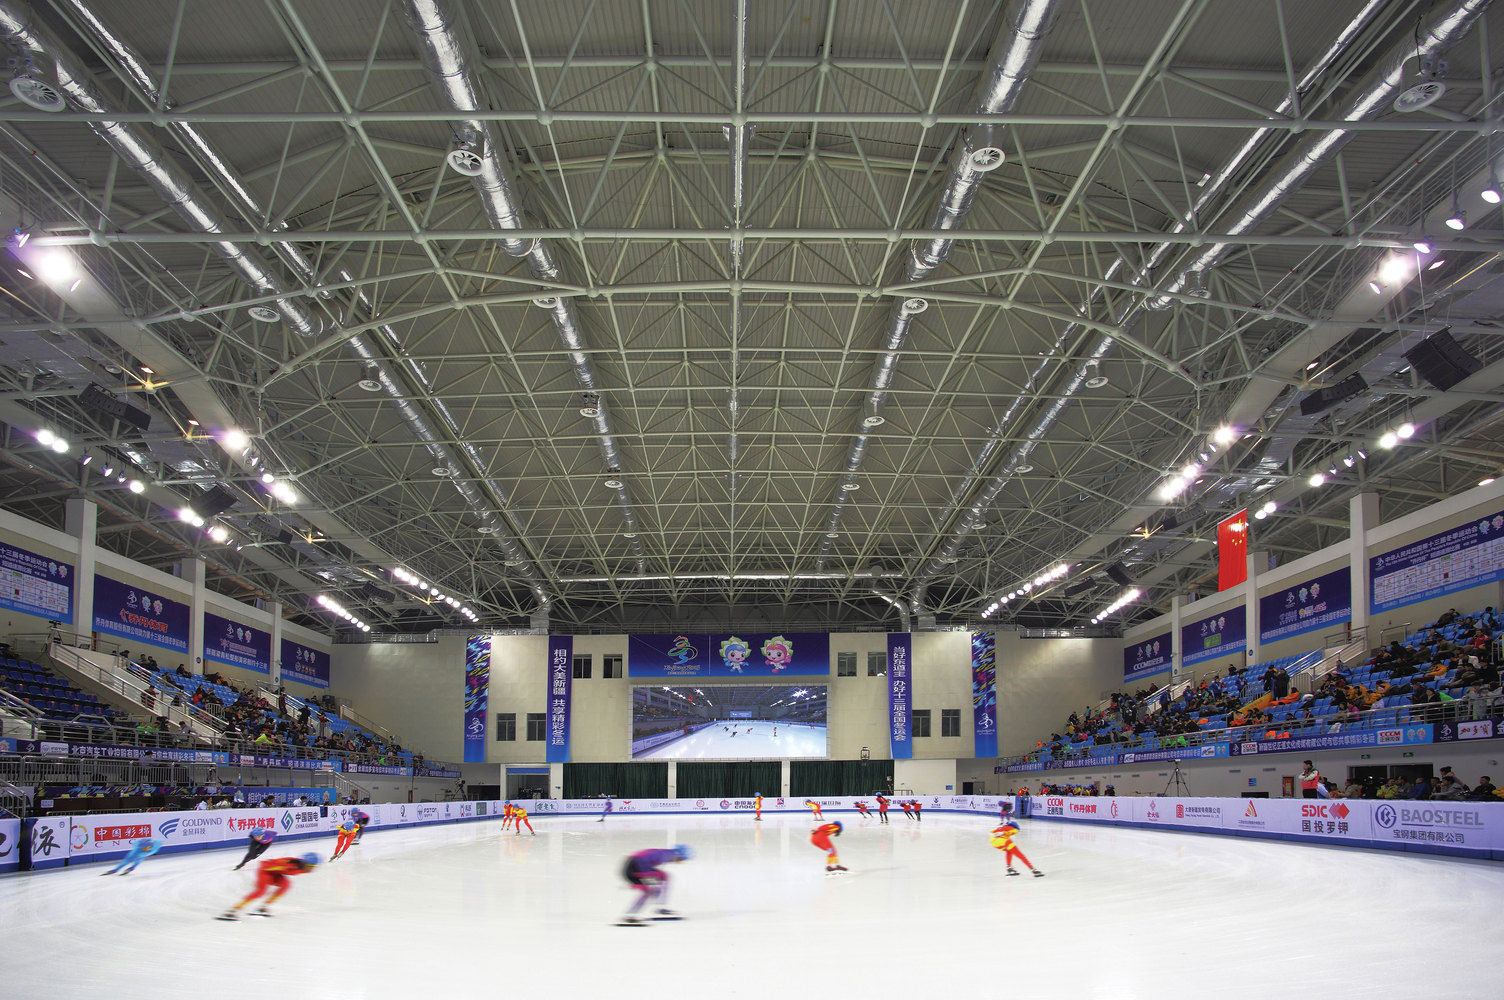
790;759;893;797
562;762;668;798
675;761;780;799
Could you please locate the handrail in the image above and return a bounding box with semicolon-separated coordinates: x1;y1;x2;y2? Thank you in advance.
44;637;226;742
1379;621;1413;646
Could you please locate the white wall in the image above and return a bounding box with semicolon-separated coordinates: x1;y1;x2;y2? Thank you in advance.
333;637;463;762
894;758;958;795
995;633;1122;757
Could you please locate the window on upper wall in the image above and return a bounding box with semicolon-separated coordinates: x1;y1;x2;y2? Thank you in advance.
525;712;546;741
941;708;961;737
572;654;592;679
494;713;516;741
837;651;857;676
867;651;887;676
912;709;931;737
602;654;623;678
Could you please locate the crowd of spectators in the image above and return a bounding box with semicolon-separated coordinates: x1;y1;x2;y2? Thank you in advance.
1018;606;1502;765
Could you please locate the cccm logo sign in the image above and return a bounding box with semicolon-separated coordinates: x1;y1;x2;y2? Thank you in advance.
1375;804;1398;829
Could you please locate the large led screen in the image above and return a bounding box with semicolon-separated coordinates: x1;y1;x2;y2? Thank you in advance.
631;684;828;760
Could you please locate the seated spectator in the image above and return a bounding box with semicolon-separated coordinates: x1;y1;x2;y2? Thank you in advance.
1343;778;1364;800
1467;776;1498;800
1407;775;1432;799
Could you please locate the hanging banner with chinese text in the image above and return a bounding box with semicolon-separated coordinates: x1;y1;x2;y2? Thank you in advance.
546;635;573;763
888;632;912;760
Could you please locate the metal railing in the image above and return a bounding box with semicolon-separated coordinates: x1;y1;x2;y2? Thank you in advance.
44;634;226;743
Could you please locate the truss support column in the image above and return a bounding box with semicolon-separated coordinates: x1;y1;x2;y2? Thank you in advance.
1244;549;1263;667
178;556;207;675
666;761;676;798
1350;492;1379;639
268;600;284;687
64;498;97;645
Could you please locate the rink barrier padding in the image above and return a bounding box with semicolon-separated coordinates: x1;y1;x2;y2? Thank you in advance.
12;792;1500;873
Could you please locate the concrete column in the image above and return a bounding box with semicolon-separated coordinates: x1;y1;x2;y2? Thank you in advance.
1350;492;1380;639
1244;549;1263;665
548;761;563;798
781;757;791;797
1170;594;1186;681
666;760;677;797
268;601;283;686
63;498;97;639
186;557;206;674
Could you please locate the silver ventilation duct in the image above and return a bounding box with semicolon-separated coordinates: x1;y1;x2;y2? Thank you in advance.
910;0;1490;614
813;0;1062;570
726;0;749;532
7;0;552;608
399;0;647;574
1147;0;1492;310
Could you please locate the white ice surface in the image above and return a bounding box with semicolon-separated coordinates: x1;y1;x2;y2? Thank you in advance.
637;719;828;759
2;811;1501;999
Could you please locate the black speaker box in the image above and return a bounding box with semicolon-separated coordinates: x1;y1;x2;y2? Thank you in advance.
1105;563;1134;586
1404;328;1481;391
1299;372;1368;416
188;485;239;518
78;383;151;433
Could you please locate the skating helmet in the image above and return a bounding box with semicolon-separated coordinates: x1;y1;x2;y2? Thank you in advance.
353;810;370;824
250;828;276;844
1000;821;1020;832
300;852;321;867
831;821;843;835
673;844;694;862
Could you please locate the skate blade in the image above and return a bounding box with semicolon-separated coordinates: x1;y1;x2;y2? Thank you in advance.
615;920;648;927
651;915;683;921
215;915;239;922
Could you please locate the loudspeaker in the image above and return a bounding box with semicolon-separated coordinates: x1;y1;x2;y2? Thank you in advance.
77;383;151;433
188;485;239;518
1105;563;1134;586
1404;328;1481;391
1063;580;1094;597
1299;372;1368;416
274;528;297;545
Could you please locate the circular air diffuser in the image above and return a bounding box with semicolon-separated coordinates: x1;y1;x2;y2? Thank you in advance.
1394;81;1445;113
1085;375;1110;389
10;76;65;112
432;466;455;477
357;378;382;392
862;415;885;428
446;147;485;176
968;146;1006;172
247;305;281;323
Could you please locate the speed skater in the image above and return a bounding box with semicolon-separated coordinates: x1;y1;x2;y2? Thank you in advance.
350;809;371;843
233;828;277;870
901;799;914;820
990;821;1044;877
104;836;161;875
875;793;889;824
330;818;360;861
810;821;845;873
514;803;535;835
806;799;823;820
618;845;693;926
854;801;872;819
218;854;319;920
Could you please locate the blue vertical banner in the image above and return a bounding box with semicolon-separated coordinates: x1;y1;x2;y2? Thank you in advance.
462;635;489;763
546;635;573;764
888;632;912;759
971;631;998;757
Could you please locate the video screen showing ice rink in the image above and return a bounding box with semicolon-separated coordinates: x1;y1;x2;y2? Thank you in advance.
632;684;828;759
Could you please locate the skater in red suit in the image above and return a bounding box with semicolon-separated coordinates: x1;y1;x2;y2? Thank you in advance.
810;820;845;873
875;793;889;824
330;818;360;861
218;854;319;920
806;799;823;820
514;803;535;835
912;799;922;822
854;801;872;819
991;821;1044;878
901;799;914;821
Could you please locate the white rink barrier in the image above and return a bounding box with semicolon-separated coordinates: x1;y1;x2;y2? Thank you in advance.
1021;794;1504;859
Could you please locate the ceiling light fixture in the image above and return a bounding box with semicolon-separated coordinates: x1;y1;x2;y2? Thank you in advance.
1413;237;1433;254
1428;257;1446;270
1309;472;1325;487
221;428;248;451
50;437;68;454
128;479;145;493
1398;422;1416;439
1379;430;1399;449
1445;196;1466;230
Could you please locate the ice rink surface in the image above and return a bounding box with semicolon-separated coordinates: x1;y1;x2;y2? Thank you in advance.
637;720;828;758
3;810;1501;999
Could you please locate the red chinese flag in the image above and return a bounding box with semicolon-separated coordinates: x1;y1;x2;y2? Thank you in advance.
1218;509;1249;591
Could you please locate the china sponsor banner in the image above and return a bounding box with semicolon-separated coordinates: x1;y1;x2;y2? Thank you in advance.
247;754;336;771
1120;743;1229;764
546;635;572;764
93;573;190;654
1124;631;1172;683
347;763;412;776
275;807;330;837
1179;606;1246;667
29;816;69;866
203;611;271;675
1369;800;1502;853
68;812;166;859
1371;506;1504;613
1136;797;1227;829
1229;725;1433;756
971;631;998;757
0;817;19;873
1217;509;1249;591
0;540;73;624
152;812;231;847
628;632;831;678
280;638;330;688
888;632;912;759
1259;566;1352;644
1435;718;1502;742
463;634;489;763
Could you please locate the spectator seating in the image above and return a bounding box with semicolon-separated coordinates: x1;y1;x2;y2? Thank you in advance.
0;655;123;724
